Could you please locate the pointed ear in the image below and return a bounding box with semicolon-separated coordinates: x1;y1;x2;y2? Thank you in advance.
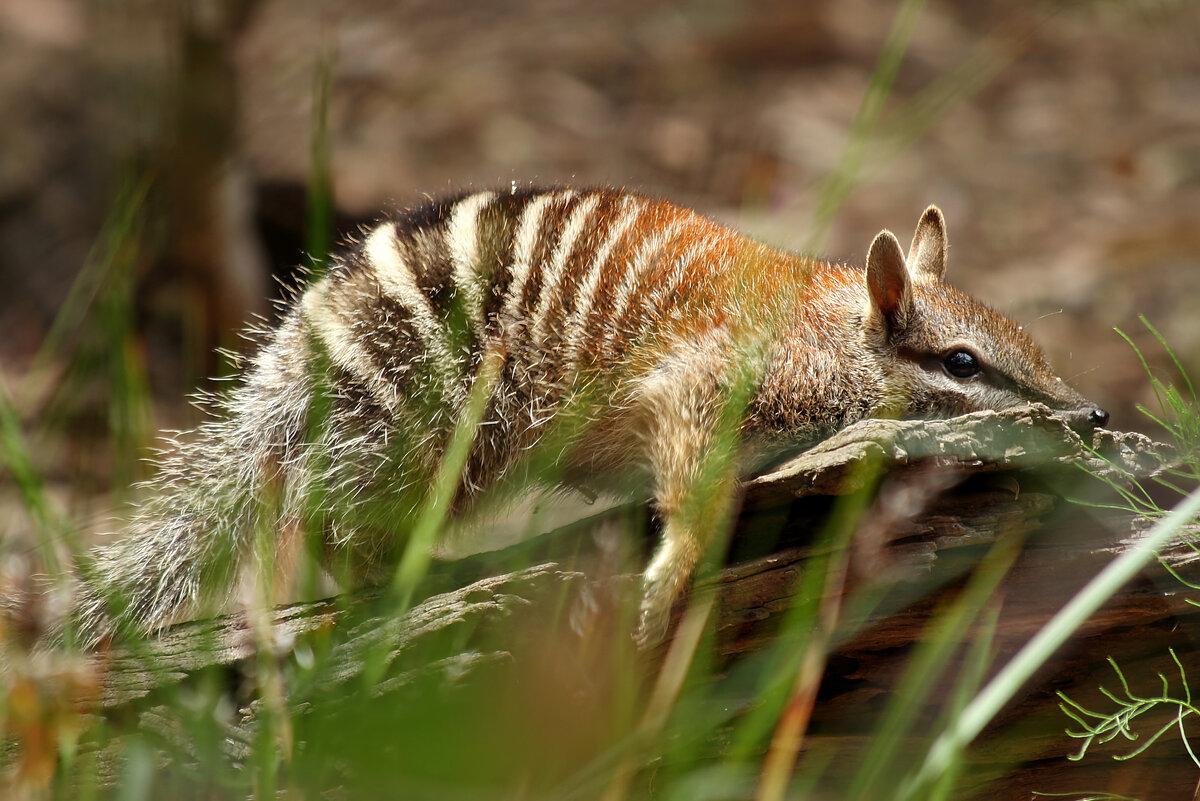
906;205;948;284
866;229;911;334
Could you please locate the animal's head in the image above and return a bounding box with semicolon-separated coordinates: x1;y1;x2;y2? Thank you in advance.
863;205;1108;432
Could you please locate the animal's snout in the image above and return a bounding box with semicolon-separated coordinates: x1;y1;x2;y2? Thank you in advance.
1064;405;1109;433
1087;407;1109;429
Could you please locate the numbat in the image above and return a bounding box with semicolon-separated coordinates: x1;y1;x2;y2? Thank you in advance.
74;187;1107;647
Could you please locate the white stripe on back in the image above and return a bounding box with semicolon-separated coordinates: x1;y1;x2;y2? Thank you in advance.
561;195;645;374
365;223;461;400
644;239;702;315
302;277;402;408
600;217;684;359
446;191;496;334
530;193;601;348
500;191;568;325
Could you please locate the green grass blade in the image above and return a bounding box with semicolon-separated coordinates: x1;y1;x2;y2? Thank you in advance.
28;176;152;380
306;40;337;275
804;0;928;253
0;375;72;579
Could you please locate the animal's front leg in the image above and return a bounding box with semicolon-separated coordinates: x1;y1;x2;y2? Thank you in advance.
633;370;741;648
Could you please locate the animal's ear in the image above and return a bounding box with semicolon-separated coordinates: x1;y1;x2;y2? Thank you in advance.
906;205;948;284
866;229;911;335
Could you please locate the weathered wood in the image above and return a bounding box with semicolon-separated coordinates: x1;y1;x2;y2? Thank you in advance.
92;561;585;708
748;404;1162;501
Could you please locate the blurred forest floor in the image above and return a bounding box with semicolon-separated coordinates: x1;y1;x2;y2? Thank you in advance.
1;0;1199;537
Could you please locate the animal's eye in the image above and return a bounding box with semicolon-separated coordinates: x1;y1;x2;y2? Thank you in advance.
943;349;981;379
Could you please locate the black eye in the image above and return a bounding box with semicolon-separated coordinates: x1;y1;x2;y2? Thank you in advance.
943;349;981;379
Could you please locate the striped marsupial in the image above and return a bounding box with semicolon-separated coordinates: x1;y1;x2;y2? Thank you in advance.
72;186;1108;647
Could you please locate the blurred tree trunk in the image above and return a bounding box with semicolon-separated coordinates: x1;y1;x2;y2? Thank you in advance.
156;0;267;381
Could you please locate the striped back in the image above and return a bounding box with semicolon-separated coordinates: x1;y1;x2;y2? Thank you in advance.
302;188;806;422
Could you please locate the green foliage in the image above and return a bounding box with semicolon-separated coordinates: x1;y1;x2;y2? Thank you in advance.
1090;317;1200;524
1057;650;1200;768
0;377;73;580
1116;317;1200;469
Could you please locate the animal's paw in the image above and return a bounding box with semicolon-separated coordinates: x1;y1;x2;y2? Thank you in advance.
633;577;676;650
634;605;671;651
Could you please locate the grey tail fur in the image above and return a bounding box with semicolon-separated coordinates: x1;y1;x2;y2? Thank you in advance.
71;313;318;645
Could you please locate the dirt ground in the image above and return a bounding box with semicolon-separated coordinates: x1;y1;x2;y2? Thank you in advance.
2;0;1199;504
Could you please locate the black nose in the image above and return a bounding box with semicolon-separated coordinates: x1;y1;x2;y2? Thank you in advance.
1088;407;1109;429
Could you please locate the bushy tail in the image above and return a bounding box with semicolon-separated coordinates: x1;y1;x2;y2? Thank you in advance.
69;352;318;647
70;423;272;645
